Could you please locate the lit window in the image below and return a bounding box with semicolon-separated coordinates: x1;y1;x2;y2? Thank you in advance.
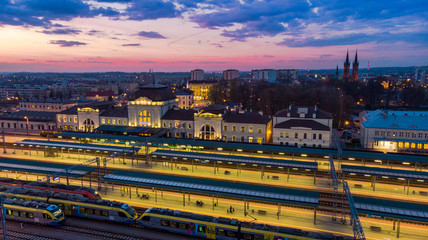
102;119;105;124
286;132;289;138
249;127;253;133
404;142;409;148
74;117;77;123
257;138;262;144
249;137;253;143
280;132;283;137
295;133;298;138
64;117;67;122
224;126;227;131
118;120;121;125
411;143;416;148
112;119;116;125
417;143;422;149
232;136;236;141
188;124;192;129
241;126;244;132
258;128;261;133
232;126;236;132
139;110;151;126
58;117;62;122
398;142;403;148
107;119;111;124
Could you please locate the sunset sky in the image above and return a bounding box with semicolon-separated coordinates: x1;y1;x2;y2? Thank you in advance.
0;0;427;72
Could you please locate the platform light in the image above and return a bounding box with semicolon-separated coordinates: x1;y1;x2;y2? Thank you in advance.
348;158;355;161
173;157;177;159
278;166;284;169
217;148;223;151
279;152;284;155
402;162;410;165
305;169;311;171
350;173;356;175
228;162;233;164
417;180;424;182
257;151;263;153
364;174;371;177
374;160;382;163
252;164;258;167
292;168;298;170
301;154;308;157
324;156;329;158
398;178;405;181
266;165;271;168
241;163;246;165
237;149;243;152
217;161;222;164
381;176;389;179
183;158;187;160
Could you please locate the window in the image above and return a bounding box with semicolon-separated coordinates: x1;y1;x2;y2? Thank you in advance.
375;131;379;136
118;211;126;217
249;137;253;143
64;117;67;122
280;132;283;138
418;133;423;138
319;134;322;140
169;221;178;228
224;126;227;131
313;134;316;139
241;126;244;132
257;138;262;144
295;133;298;138
112;119;116;125
257;128;261;133
249;127;253;133
169;123;172;128
102;119;105;124
188;133;192;138
74;117;77;123
141;216;150;221
69;117;72;122
232;126;236;132
118;120;121;125
58;117;62;122
163;123;166;128
175;133;179;138
102;211;109;217
188;124;192;129
303;133;307;139
179;223;188;229
175;122;179;128
139;110;151;126
380;131;385;136
123;121;127;125
417;143;422;149
161;220;169;226
398;142;403;148
404;142;409;148
387;132;391;137
399;132;404;137
286;132;289;138
405;132;410;138
411;143;416;148
232;136;236;141
107;119;111;124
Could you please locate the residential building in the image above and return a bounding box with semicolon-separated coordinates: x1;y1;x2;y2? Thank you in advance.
277;69;298;83
223;69;239;80
360;109;428;153
190;69;204;81
175;89;194;109
0;111;57;134
19;98;77;112
251;69;277;83
161;108;195;139
272;105;333;148
222;111;271;144
188;81;215;100
86;91;114;101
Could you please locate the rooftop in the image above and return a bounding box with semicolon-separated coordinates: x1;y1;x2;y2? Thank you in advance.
223;111;270;124
161;109;195;121
362;109;428;130
0;110;56;122
99;105;128;118
134;84;176;101
274;106;333;119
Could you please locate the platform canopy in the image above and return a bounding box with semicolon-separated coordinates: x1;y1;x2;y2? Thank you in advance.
16;139;139;154
342;164;428;181
0;158;94;178
150;149;318;170
104;170;319;207
354;196;428;223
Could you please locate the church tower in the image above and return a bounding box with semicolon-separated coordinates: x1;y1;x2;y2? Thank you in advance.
352;50;359;81
343;50;350;82
335;65;339;80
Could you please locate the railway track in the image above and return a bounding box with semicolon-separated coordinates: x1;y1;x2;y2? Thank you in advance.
6;230;60;240
57;225;147;240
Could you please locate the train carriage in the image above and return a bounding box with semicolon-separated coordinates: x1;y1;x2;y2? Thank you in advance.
0;185;137;224
3;198;64;226
139;208;354;240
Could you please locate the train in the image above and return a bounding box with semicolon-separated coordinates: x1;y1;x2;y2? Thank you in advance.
0;177;101;199
3;198;64;226
138;208;354;240
0;185;137;224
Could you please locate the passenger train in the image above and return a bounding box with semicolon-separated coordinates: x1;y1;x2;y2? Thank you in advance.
0;177;101;199
3;198;64;225
138;208;354;240
0;185;137;224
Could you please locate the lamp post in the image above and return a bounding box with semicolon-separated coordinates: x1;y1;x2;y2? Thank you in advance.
24;116;29;136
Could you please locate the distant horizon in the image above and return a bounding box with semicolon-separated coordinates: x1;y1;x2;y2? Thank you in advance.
0;1;426;72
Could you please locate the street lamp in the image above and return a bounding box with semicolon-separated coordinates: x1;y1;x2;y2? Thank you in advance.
24;116;29;136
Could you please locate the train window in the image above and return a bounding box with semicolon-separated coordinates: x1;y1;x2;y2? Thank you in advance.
161;220;169;226
179;223;188;229
27;213;34;219
169;221;178;228
12;211;19;217
118;212;126;217
243;233;254;240
43;213;52;219
217;229;225;236
80;207;86;214
198;226;205;233
6;210;11;216
102;211;109;217
227;231;236;237
94;210;101;215
141;216;150;221
19;212;26;217
189;224;195;231
87;209;94;215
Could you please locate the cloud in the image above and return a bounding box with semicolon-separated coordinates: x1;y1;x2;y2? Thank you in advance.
140;60;156;63
320;54;333;59
41;28;81;35
122;43;140;47
137;31;166;39
125;1;180;20
50;40;87;47
263;55;274;58
87;60;112;64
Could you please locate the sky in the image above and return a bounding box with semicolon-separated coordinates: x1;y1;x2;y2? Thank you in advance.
0;0;427;72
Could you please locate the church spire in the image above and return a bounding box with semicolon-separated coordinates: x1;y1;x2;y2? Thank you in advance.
345;50;350;65
353;50;358;65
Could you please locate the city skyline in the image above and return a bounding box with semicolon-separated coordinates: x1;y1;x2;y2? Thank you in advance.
0;0;427;72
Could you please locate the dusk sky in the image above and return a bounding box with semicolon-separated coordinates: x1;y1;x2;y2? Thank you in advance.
0;0;427;72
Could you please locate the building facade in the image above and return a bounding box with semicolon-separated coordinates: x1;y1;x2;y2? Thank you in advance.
175;89;194;109
272;105;333;148
223;69;239;80
0;111;57;134
190;69;204;81
360;110;428;153
251;69;277;83
188;81;215;100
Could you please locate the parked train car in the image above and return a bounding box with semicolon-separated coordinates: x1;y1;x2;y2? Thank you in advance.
0;185;137;224
0;177;101;199
3;198;64;226
139;208;354;240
